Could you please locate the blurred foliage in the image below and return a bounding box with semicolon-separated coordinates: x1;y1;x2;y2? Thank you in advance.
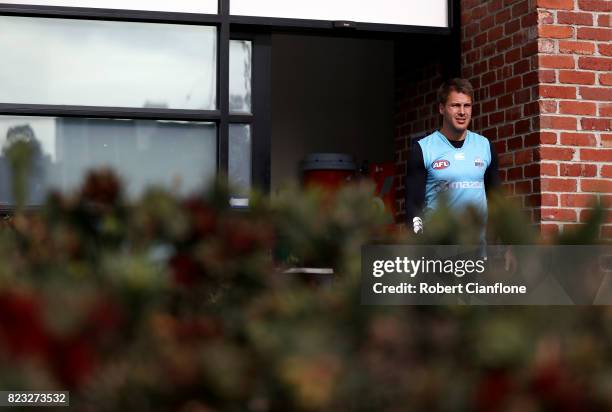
3;139;35;212
0;141;609;412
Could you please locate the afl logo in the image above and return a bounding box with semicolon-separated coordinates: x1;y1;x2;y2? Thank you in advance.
432;160;450;170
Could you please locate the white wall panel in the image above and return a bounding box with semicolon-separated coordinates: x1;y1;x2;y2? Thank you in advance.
231;0;448;28
0;0;217;14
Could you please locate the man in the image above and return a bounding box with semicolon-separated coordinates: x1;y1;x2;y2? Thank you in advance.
405;78;501;245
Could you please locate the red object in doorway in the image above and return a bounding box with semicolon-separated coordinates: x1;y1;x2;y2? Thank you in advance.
302;153;356;192
303;170;355;191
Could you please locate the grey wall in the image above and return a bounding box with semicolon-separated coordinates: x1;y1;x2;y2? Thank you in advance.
271;33;394;191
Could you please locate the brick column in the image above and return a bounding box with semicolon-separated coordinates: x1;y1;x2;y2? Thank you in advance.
536;0;611;238
461;0;541;220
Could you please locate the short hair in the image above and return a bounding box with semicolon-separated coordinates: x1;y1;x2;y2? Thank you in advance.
437;78;474;106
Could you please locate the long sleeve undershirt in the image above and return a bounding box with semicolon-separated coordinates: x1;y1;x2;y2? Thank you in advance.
405;137;501;221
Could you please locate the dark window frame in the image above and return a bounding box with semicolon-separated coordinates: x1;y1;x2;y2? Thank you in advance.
0;0;454;31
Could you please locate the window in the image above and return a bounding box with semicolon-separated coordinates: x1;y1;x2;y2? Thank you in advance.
229;40;252;114
229;124;251;196
0;116;216;204
228;36;259;206
0;7;230;208
0;16;217;110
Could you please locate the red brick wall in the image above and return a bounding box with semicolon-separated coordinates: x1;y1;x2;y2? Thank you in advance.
461;0;541;220
536;0;611;238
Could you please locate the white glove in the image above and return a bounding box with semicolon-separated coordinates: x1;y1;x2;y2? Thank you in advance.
412;217;423;234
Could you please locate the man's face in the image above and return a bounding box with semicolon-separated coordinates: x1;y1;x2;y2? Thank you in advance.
439;91;472;133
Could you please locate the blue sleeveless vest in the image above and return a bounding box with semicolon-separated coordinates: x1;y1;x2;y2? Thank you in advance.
418;130;491;220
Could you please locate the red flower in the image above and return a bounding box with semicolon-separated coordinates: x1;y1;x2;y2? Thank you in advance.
86;298;124;342
51;337;97;389
222;219;274;255
0;291;51;358
530;363;586;411
474;369;513;412
169;253;206;286
184;198;217;238
175;316;223;340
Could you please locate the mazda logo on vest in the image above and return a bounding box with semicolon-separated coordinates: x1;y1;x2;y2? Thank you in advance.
432;160;450;170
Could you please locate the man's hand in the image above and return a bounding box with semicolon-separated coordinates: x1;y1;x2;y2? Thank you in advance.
412;217;423;234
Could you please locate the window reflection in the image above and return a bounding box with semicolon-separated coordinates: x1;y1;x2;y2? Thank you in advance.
0;116;217;205
229;124;252;196
0;16;217;110
229;40;252;114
